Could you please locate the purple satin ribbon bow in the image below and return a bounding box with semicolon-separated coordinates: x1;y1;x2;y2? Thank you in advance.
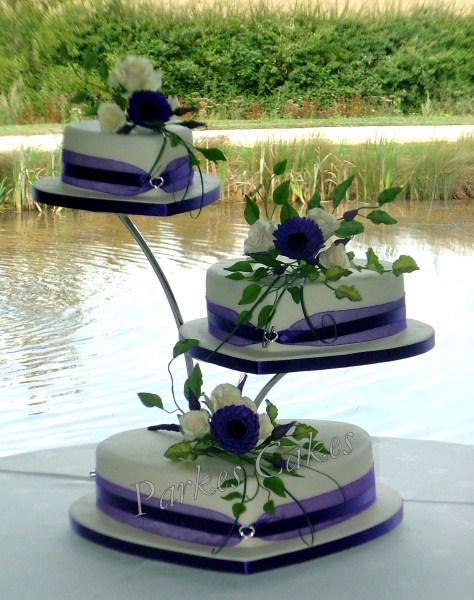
207;297;407;347
94;466;375;547
62;149;193;197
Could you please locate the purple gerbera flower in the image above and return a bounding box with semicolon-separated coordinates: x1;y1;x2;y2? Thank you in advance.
273;216;324;260
210;405;259;455
128;91;173;129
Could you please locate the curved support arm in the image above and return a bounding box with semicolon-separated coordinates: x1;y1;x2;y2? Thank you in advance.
254;372;287;408
117;214;194;377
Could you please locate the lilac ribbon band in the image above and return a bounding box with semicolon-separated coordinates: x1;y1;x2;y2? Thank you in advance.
62;149;193;197
95;466;375;546
207;297;406;347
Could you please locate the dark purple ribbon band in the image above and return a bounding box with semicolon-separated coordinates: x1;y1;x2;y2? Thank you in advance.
95;466;375;547
207;297;406;347
62;149;193;197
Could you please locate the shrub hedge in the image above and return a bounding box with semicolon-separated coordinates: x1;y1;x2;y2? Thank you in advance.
0;0;473;123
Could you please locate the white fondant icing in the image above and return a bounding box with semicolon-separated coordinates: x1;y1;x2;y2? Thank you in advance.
206;258;405;335
95;420;373;529
61;120;194;199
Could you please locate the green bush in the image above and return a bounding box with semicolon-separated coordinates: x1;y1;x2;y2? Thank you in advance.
0;0;473;123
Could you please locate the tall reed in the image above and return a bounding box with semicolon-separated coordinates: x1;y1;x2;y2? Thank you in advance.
1;137;473;210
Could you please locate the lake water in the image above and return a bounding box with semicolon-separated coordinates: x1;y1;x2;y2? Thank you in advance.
1;198;473;456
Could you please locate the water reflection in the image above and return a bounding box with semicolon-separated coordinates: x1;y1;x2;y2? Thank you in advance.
1;199;473;456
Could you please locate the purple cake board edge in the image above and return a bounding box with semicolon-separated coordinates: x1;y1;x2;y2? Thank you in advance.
70;506;403;575
32;178;221;217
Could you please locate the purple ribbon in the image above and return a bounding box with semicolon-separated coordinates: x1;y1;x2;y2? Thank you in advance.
95;466;375;547
62;150;193;197
71;503;403;573
207;297;406;347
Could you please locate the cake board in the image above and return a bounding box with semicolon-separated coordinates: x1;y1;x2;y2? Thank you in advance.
69;483;403;575
32;174;221;217
179;318;435;375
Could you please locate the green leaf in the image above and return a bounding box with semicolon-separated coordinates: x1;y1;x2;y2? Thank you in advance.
249;253;281;269
292;423;319;441
366;209;397;225
220;477;239;489
280;202;299;222
335;219;365;238
249;267;270;281
263;476;287;498
236;310;252;325
232;502;246;518
299;263;319;278
325;266;351;281
226;272;246;280
164;441;195;462
188;153;200;167
266;399;278;424
225;260;254;273
184;364;203;401
263;499;275;515
257;304;274;329
238;283;262;305
273;180;291;205
244;197;260;225
291;181;304;203
392;255;419;276
306;190;322;210
195;147;227;162
137;392;164;409
378;187;402;206
173;338;199;358
365;248;385;273
273;159;288;176
335;285;363;301
222;491;243;501
287;286;302;304
331;174;355;209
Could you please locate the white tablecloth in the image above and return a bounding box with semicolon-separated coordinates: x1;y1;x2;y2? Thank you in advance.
0;437;473;600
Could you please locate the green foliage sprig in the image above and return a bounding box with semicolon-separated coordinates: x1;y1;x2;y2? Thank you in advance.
138;339;332;550
227;159;418;340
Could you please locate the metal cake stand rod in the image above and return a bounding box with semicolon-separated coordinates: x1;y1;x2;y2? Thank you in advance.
117;214;194;378
253;372;287;408
117;214;289;402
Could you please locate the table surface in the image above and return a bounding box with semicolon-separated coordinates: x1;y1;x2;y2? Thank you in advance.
0;436;473;600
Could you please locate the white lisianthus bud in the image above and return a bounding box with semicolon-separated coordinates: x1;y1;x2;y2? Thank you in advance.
306;207;339;240
167;95;181;122
97;102;126;133
206;383;258;414
167;95;180;111
318;243;351;269
108;55;162;93
258;413;273;440
243;218;278;254
178;410;210;440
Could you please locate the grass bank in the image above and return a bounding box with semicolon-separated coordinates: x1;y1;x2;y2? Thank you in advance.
1;0;473;124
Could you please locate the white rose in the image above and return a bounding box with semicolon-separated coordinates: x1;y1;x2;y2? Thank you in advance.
206;383;257;414
306;207;339;240
258;413;273;440
178;410;210;440
318;243;351;269
243;218;278;254
97;102;126;133
108;55;162;93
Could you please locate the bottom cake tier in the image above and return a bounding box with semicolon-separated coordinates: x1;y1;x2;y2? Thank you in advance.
70;420;403;573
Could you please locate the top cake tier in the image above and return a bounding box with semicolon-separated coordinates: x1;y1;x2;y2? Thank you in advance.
32;120;221;216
